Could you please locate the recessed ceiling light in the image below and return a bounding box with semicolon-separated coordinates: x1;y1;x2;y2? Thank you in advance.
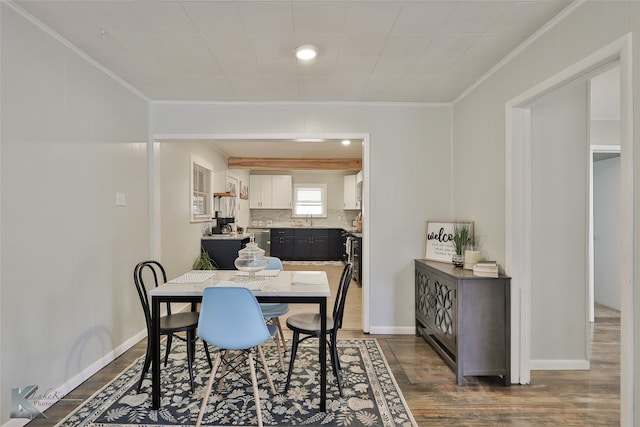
295;45;317;60
341;139;351;146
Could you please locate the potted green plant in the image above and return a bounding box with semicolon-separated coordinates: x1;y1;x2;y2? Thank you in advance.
192;250;218;270
451;222;471;268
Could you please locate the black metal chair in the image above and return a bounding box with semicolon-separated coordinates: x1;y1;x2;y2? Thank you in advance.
284;262;353;396
133;260;210;392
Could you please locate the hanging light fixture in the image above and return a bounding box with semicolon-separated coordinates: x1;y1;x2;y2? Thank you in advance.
295;45;317;60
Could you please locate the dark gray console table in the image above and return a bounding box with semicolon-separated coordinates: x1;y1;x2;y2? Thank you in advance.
414;259;511;385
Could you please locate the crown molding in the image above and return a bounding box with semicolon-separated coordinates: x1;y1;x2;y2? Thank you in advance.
453;1;586;105
6;1;150;103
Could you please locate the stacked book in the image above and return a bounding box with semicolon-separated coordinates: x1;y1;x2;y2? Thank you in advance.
473;260;499;278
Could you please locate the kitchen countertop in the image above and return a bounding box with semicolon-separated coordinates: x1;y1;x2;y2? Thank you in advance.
202;229;362;240
201;232;251;240
248;220;352;229
246;225;362;235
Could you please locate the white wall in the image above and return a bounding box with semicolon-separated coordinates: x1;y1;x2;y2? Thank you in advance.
529;81;589;364
452;0;639;421
151;102;452;333
453;3;631;263
0;5;150;423
591;120;621;146
594;155;621;311
156;142;230;277
227;169;251;229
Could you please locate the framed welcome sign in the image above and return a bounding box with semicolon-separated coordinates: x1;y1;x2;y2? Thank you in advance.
425;220;474;263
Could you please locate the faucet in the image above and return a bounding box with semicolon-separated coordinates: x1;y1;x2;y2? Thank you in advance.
306;213;313;226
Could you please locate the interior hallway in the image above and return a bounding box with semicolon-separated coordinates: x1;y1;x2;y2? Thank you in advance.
26;264;619;426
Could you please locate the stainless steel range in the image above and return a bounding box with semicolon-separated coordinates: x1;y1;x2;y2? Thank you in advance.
247;228;271;256
347;232;361;283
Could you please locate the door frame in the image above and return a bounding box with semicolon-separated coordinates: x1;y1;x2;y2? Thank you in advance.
151;132;371;333
505;34;633;423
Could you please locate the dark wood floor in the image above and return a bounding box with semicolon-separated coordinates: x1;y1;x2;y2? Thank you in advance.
27;267;620;426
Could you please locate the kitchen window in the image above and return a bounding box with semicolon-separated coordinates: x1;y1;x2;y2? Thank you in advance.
191;155;213;222
293;184;327;217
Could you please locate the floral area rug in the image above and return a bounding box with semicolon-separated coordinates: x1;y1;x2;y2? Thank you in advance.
56;338;417;427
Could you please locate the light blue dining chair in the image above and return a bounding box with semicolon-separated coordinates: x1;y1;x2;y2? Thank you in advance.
260;256;289;360
265;256;284;270
195;287;277;427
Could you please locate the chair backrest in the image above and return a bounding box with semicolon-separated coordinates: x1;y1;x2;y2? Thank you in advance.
198;287;274;350
266;256;283;270
133;261;167;331
332;262;354;331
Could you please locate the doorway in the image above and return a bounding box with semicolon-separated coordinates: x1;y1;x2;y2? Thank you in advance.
590;146;621;322
153;133;371;333
505;35;633;424
588;66;622;322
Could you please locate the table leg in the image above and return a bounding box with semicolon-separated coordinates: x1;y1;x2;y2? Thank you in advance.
151;298;160;409
319;298;326;412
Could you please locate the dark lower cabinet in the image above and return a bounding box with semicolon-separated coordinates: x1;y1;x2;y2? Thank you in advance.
293;229;313;259
415;259;511;386
270;229;294;260
300;229;332;261
201;238;250;269
329;229;347;261
271;228;344;261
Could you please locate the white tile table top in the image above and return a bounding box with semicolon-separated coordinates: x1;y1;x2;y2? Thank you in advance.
150;270;330;298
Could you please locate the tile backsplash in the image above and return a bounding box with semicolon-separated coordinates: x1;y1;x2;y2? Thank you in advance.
249;209;360;228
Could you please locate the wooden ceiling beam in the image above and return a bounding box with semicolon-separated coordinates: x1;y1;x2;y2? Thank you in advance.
228;157;362;171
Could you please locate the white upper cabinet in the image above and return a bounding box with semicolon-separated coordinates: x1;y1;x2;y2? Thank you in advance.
344;174;358;209
271;175;292;208
250;175;291;209
249;175;271;209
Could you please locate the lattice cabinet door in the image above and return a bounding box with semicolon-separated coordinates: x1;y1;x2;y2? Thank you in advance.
415;263;457;356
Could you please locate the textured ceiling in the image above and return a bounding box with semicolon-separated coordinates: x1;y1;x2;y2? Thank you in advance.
14;0;572;103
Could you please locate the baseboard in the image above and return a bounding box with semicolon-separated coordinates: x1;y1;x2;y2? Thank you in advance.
368;326;416;335
530;359;590;370
2;418;29;427
2;329;146;427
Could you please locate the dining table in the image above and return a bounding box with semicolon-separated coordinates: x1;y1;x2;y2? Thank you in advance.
148;269;331;411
